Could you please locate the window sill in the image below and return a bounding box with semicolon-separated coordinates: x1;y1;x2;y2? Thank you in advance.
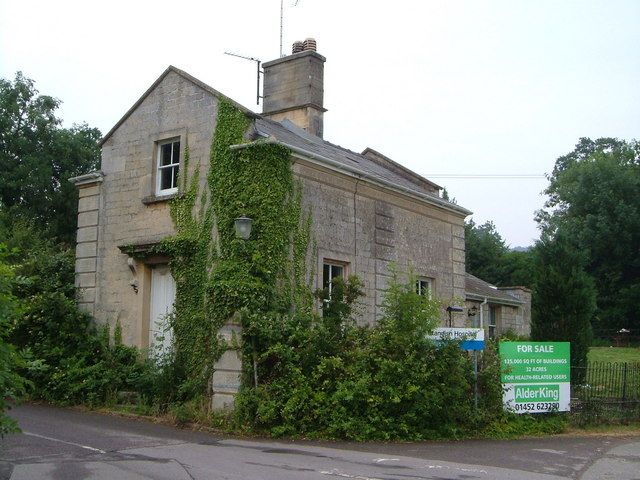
142;192;180;205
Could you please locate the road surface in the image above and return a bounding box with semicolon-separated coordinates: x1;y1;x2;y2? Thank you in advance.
1;404;639;479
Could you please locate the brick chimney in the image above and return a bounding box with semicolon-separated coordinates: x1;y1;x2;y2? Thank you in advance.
262;38;326;137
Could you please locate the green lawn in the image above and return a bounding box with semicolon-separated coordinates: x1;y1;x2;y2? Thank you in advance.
588;347;640;364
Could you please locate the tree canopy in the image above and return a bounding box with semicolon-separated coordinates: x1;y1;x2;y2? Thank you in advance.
465;219;535;288
531;232;595;375
538;137;640;332
0;72;101;244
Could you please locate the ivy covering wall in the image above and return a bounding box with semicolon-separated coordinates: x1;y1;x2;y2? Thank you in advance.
126;98;511;441
160;99;310;398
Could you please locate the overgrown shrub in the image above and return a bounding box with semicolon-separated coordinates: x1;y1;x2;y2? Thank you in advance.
235;271;502;440
0;244;28;436
8;239;153;406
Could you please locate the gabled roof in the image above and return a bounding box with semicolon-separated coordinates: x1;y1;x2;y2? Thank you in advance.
465;273;522;306
99;66;256;147
254;118;454;202
361;147;442;192
99;66;470;215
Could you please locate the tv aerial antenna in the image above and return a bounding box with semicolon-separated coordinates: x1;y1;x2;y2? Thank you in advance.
224;1;301;104
280;0;300;58
223;51;263;105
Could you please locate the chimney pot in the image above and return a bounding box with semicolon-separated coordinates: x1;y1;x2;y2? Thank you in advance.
303;38;317;52
262;39;326;137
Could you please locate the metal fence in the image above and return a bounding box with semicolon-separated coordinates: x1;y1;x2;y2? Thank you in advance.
571;362;640;420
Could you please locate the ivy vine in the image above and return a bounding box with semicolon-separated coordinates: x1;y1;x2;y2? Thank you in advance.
154;99;311;398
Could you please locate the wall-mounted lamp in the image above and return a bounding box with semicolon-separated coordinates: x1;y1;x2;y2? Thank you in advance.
127;257;139;294
127;257;137;275
468;306;478;317
234;216;253;240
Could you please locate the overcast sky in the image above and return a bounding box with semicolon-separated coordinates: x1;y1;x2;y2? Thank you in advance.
1;0;638;247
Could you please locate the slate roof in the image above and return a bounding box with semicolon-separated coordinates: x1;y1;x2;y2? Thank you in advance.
100;65;470;215
465;273;522;305
254;117;446;200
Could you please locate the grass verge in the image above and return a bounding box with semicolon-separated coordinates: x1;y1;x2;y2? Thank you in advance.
588;347;640;364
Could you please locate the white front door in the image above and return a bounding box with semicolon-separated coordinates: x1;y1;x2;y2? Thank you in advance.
149;265;176;356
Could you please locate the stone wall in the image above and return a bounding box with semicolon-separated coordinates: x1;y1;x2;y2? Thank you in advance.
294;159;467;325
91;70;219;346
74;176;103;316
75;69;469;409
499;287;532;336
465;297;532;339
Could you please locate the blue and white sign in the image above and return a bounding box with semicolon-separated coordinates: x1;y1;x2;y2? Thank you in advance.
429;327;485;350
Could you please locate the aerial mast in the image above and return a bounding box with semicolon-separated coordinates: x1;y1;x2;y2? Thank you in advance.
280;0;300;58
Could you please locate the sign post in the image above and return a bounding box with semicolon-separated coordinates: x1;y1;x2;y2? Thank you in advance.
429;327;485;410
499;342;570;413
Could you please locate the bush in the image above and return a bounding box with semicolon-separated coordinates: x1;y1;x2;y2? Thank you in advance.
234;271;503;440
8;239;155;406
0;244;29;436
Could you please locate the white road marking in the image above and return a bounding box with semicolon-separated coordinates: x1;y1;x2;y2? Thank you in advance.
532;448;568;455
372;458;399;463
23;431;106;454
421;463;488;474
320;469;383;480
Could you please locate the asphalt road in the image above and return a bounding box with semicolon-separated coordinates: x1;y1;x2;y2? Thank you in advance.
1;404;639;479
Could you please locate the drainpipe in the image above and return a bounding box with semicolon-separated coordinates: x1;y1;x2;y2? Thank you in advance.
479;297;488;329
474;297;488;413
353;176;360;271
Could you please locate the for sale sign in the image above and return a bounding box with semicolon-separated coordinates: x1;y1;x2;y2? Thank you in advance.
499;342;570;413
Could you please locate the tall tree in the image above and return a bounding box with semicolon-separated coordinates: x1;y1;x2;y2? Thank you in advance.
464;219;508;285
531;232;596;376
0;72;101;244
465;219;536;288
538;137;640;332
0;244;28;436
501;249;536;288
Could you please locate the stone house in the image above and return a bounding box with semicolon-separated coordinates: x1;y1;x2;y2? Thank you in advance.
70;41;530;407
465;273;531;338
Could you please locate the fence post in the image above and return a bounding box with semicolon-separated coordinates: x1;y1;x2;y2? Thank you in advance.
622;362;628;401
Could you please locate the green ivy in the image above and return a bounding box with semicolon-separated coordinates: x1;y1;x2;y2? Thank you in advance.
156;99;310;399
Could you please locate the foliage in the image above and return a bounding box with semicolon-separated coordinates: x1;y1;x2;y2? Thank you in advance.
235;272;504;440
151;99;310;401
148;100;510;438
531;232;596;380
500;249;536;289
465;219;535;288
465;219;507;285
0;244;28;436
7;234;152;406
476;340;506;421
483;413;568;439
538;137;640;332
0;72;100;244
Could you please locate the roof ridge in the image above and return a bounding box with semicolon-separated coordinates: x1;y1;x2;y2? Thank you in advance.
465;272;522;303
362;147;442;191
99;65;257;146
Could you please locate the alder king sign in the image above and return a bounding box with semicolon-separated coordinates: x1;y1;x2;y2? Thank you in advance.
500;342;571;413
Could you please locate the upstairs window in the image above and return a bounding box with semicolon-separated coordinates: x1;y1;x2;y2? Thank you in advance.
416;277;432;298
157;139;180;194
